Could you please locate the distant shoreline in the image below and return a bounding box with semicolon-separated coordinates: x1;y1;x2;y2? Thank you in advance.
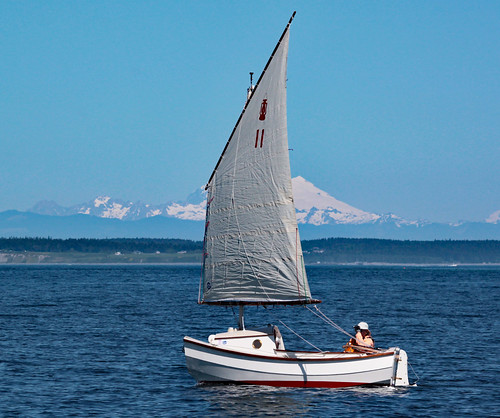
1;259;499;268
1;237;499;265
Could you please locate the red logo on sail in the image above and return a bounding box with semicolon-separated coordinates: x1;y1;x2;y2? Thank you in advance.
259;99;267;121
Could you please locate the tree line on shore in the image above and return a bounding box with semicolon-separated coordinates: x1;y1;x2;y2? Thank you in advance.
1;237;499;263
301;238;500;264
0;238;201;254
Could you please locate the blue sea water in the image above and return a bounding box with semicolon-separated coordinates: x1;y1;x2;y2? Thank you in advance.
0;265;499;416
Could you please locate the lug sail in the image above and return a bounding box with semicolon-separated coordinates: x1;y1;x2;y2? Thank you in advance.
200;13;318;305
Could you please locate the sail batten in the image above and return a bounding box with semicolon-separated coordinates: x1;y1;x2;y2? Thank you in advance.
201;13;317;305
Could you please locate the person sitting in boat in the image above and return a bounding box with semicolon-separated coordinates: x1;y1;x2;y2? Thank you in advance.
344;322;375;353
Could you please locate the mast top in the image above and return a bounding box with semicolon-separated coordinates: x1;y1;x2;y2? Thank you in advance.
206;11;297;189
247;72;255;102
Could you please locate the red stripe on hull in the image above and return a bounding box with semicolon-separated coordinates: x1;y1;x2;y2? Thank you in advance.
245;381;367;388
202;380;367;388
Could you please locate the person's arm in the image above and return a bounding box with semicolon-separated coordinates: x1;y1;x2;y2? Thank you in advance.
363;335;374;347
355;331;366;346
355;331;374;347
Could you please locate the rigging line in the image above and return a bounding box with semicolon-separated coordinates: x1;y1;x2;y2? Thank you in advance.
295;228;301;298
199;195;212;303
316;306;354;337
307;306;383;353
198;260;203;304
306;305;356;340
278;320;323;352
301;254;308;299
408;360;420;384
230;306;239;324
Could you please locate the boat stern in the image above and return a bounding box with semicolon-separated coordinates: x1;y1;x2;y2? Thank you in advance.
390;348;410;386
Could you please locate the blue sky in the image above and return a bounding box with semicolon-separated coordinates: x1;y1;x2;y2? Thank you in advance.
1;1;499;223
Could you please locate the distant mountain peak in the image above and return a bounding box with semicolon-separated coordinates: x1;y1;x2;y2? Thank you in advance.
13;177;500;240
29;192;207;222
291;176;381;225
30;200;67;216
486;210;500;224
185;186;207;205
94;196;111;207
28;176;415;226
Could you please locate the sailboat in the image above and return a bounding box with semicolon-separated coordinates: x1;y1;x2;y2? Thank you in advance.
183;12;409;388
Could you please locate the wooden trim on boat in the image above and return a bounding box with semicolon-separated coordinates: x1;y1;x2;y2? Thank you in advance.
184;337;394;362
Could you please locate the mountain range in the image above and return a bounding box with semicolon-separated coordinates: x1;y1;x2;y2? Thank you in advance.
1;177;498;240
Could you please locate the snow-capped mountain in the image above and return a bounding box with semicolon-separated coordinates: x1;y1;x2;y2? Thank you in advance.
486;210;500;224
30;177;417;226
290;176;422;226
292;176;378;225
9;177;500;240
31;194;207;222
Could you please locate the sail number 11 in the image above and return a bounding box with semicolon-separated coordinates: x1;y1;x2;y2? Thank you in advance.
255;129;265;148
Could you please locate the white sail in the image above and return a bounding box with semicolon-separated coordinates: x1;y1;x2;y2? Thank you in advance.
200;18;317;305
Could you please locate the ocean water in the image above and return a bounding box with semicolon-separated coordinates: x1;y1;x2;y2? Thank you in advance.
0;265;499;416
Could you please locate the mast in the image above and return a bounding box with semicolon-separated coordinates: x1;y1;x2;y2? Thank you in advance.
238;306;245;330
247;72;254;101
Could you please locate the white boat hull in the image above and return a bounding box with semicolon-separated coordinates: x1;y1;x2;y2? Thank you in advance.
184;332;408;388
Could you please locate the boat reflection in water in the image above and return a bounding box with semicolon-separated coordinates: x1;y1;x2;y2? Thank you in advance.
198;384;312;416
